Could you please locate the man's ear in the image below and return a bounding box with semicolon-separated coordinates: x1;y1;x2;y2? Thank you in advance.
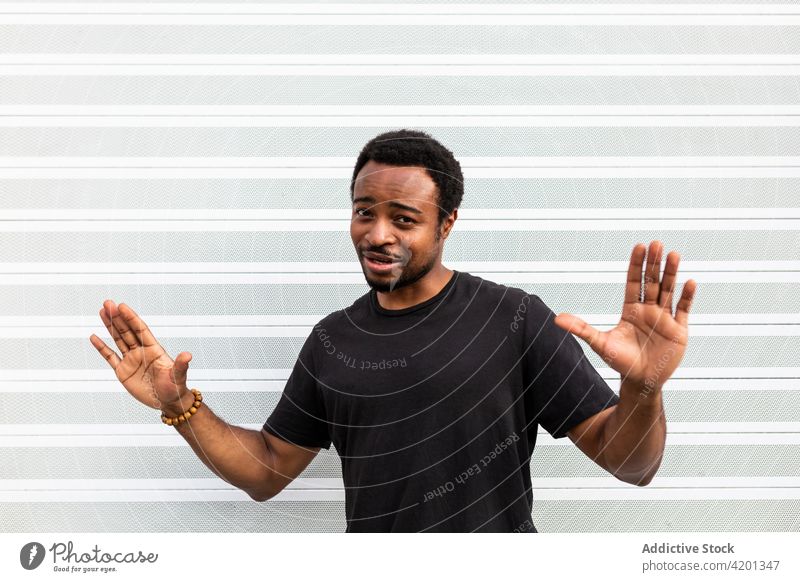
439;208;458;240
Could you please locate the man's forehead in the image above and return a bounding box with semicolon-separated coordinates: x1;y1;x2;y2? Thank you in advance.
354;163;436;198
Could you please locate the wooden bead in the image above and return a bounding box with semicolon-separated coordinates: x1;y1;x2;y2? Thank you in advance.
161;389;203;426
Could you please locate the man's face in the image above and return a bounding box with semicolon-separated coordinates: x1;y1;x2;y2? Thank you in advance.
351;160;456;293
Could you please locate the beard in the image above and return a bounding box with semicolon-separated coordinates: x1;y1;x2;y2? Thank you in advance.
362;245;439;293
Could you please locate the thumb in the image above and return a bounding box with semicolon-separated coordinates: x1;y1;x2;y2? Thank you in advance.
553;313;605;351
170;351;192;387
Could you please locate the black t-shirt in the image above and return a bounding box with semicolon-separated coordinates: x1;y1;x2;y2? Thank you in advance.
263;270;620;532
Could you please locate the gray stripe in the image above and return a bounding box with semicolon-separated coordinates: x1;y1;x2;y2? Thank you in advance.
3;499;796;532
1;282;794;316
4;126;800;157
1;26;799;54
0;335;794;369
0;445;342;480
1;178;798;210
1;445;796;481
537;445;800;479
0;76;798;105
0;501;347;532
535;500;800;532
0;231;796;262
2;499;797;532
0;390;797;425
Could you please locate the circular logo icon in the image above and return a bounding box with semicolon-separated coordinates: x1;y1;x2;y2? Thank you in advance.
20;542;46;570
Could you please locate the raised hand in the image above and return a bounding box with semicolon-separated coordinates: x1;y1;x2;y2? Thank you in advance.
553;240;697;392
89;300;193;410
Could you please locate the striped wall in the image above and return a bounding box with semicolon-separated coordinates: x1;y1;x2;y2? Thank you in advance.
0;1;799;533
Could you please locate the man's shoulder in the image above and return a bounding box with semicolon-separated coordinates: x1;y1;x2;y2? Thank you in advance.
461;271;549;315
313;290;371;329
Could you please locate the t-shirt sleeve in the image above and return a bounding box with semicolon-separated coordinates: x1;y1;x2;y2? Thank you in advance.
522;293;620;439
263;330;332;450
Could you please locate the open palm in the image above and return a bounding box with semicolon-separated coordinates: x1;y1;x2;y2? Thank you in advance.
554;241;697;389
89;300;193;410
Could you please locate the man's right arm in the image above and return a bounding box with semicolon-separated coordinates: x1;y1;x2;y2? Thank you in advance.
164;389;321;501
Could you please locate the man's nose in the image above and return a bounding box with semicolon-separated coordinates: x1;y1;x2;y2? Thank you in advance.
365;218;395;246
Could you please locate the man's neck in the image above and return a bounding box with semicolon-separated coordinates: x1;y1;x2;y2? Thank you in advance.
375;266;454;311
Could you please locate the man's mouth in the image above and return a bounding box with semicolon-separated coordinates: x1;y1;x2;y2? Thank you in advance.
363;252;399;264
362;251;403;273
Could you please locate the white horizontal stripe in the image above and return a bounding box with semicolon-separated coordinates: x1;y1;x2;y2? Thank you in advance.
4;487;800;502
4;115;800;128
2;208;798;220
4;104;800;115
1;378;797;394
6;156;800;168
2;219;795;232
2;378;797;394
7;55;800;67
6;4;800;16
536;477;800;488
2;14;799;25
0;379;288;393
5;312;797;327
1;435;798;448
0;489;341;502
16;117;800;130
0;380;286;393
1;425;798;448
6;487;800;502
1;271;795;285
4;323;797;338
2;157;800;179
2;422;794;436
3;168;800;180
0;478;344;491
2;260;797;273
4;64;800;76
532;488;800;500
3;476;795;493
0;368;293;381
1;367;796;383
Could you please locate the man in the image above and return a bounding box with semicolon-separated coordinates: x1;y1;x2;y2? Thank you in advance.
90;129;696;532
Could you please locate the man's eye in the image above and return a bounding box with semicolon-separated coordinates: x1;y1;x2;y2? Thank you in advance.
396;216;414;224
355;208;370;217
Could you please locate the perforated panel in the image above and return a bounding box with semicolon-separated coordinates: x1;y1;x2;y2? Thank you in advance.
0;0;798;533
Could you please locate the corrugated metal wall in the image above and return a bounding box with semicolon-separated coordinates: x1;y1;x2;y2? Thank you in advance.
0;1;798;532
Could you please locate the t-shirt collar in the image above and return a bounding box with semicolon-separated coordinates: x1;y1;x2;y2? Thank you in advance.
369;269;460;317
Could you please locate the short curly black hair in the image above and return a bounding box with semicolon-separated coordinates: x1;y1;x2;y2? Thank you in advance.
350;129;464;225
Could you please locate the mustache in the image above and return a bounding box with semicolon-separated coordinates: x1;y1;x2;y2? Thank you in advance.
362;248;410;262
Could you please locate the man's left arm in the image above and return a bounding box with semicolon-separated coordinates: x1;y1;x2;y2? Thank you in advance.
555;240;697;486
566;380;665;486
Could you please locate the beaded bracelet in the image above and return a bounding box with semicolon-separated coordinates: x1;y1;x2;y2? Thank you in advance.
160;388;203;426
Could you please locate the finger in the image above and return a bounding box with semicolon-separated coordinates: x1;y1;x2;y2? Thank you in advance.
117;303;159;348
658;251;680;313
104;299;141;350
675;279;697;326
554;313;608;353
99;305;129;354
624;243;647;305
643;240;663;304
171;352;192;387
89;333;121;370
